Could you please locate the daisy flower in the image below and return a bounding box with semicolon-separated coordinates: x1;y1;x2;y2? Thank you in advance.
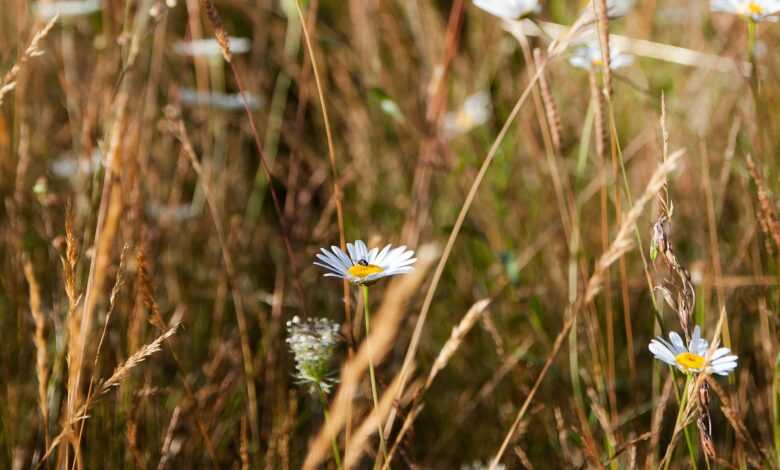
569;40;633;71
649;325;738;376
711;0;780;21
472;0;541;20
442;91;492;139
314;240;416;285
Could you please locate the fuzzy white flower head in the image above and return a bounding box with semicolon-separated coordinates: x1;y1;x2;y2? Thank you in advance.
173;37;251;58
711;0;780;21
35;0;101;20
286;316;341;394
315;240;416;285
473;0;541;20
442;91;492;139
649;325;738;376
569;40;633;71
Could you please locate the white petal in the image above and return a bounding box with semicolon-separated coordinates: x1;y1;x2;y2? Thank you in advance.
669;332;686;354
649;340;676;365
374;244;393;265
709;347;733;361
355;240;369;260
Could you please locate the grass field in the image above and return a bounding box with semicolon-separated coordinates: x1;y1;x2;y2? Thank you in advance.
1;0;780;468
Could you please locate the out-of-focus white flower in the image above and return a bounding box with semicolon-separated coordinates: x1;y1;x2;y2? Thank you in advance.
461;461;506;470
286;316;341;394
146;202;198;222
472;0;541;20
51;149;103;178
711;0;780;21
315;240;416;285
173;37;250;58
35;0;101;20
179;88;263;111
569;40;633;71
442;91;492;139
579;0;635;21
649;325;738;376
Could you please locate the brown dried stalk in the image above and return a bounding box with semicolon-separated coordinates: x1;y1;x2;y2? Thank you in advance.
157;406;182;470
0;16;58;107
595;0;613;96
23;257;49;446
38;324;182;467
380;299;492;468
534;48;561;156
99;323;180;394
746;154;780;253
425;299;491;389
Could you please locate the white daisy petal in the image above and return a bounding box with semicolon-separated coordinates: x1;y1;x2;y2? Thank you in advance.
355;240;369;260
709;347;732;361
649;340;676;365
374;244;393;265
473;0;541;20
669;332;686;353
330;246;353;267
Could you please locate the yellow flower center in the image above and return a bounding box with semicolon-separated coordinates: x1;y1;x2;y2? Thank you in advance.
592;58;604;67
746;2;763;14
675;352;705;371
348;263;384;279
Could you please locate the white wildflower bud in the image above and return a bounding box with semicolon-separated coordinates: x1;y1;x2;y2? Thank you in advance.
286;316;341;394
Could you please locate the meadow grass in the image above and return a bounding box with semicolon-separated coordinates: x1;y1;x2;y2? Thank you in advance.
1;0;779;468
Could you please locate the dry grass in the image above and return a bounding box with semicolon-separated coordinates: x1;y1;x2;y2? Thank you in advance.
2;1;780;468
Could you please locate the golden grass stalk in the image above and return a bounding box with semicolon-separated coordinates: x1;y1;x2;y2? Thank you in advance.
380;299;492;469
585;150;684;302
746;154;780;252
489;150;684;469
302;244;439;470
0;15;58;107
157;406;182;470
98;323;180;394
534;48;562;156
23;257;49;447
39;323;181;467
343;372;405;468
425;299;491;389
595;0;613;96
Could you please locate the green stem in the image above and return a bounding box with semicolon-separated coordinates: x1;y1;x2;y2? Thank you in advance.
362;285;388;467
318;386;343;470
747;18;756;65
665;373;698;470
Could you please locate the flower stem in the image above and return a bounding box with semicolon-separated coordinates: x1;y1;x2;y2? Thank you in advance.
362;285;388;466
664;373;697;470
318;385;343;470
747;18;756;64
